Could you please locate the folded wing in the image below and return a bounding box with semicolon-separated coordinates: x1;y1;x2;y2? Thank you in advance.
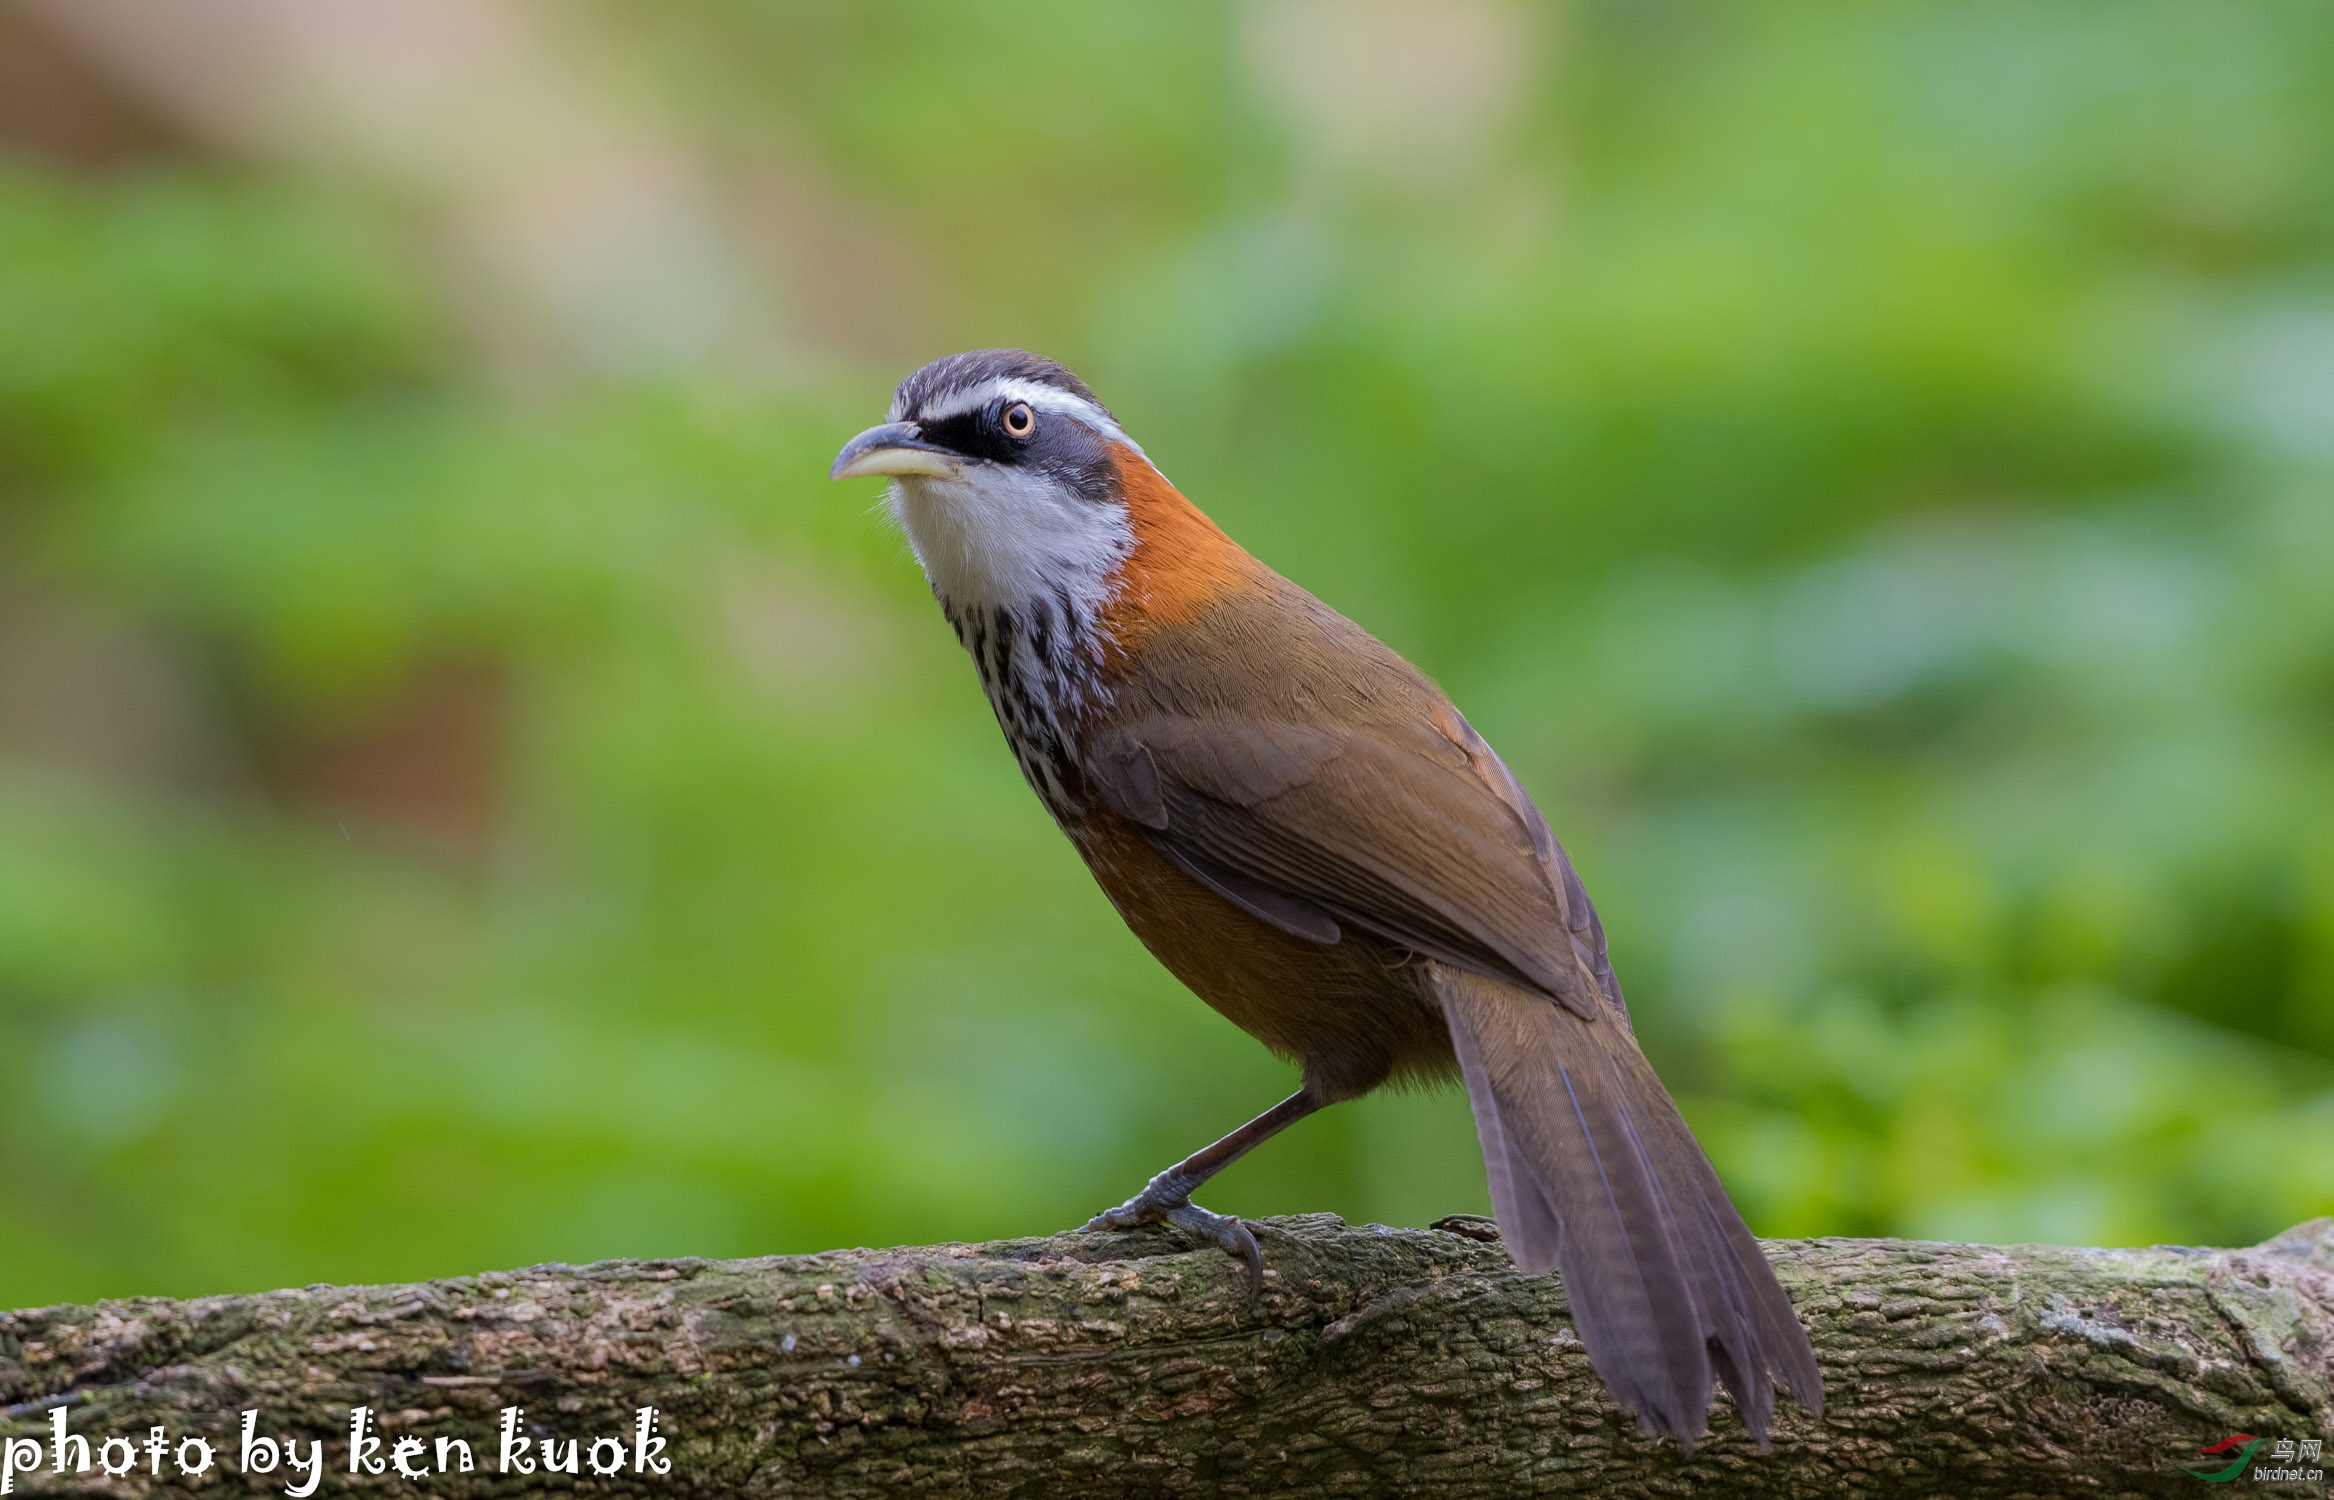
1085;707;1613;1022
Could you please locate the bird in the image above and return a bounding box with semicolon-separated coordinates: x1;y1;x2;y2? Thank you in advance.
830;348;1823;1448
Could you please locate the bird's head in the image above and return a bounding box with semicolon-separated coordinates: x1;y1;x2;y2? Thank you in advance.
830;348;1148;616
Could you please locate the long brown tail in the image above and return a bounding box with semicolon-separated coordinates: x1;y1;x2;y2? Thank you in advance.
1434;966;1823;1449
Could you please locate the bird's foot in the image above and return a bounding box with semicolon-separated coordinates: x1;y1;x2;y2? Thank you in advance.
1084;1184;1263;1292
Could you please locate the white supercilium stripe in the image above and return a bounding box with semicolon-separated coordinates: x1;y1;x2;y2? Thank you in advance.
890;377;1145;458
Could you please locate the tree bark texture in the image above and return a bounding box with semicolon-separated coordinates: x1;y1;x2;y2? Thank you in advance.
4;1213;2331;1497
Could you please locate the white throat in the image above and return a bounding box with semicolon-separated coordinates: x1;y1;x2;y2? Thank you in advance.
887;469;1133;618
889;466;1127;818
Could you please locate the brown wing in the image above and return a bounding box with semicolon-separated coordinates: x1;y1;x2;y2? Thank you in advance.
1084;596;1619;1023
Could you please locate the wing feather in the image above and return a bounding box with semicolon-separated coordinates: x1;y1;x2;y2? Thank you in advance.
1088;709;1612;1020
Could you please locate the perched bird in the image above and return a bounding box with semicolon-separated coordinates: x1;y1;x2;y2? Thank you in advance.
831;349;1823;1447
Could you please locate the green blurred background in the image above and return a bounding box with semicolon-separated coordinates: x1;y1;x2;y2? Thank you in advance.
4;0;2333;1310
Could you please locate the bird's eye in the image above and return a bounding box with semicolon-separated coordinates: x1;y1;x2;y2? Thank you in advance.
1001;401;1036;439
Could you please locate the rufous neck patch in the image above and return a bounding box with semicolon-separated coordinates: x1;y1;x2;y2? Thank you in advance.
1100;446;1267;661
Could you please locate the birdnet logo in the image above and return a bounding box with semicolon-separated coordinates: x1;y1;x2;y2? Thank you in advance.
2179;1433;2324;1485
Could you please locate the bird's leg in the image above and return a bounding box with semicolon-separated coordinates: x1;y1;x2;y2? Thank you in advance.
1083;1088;1324;1290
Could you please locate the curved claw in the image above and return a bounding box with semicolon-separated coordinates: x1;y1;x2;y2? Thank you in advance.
1166;1202;1263;1292
1082;1192;1265;1293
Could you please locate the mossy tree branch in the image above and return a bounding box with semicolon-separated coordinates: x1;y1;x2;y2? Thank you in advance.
4;1214;2331;1496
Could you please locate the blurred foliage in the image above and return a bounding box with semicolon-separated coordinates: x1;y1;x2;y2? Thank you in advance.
4;0;2334;1307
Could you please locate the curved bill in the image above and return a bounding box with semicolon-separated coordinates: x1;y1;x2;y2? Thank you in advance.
830;422;962;481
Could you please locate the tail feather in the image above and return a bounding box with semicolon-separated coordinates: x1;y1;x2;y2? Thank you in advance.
1437;966;1822;1448
1625;1040;1825;1417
